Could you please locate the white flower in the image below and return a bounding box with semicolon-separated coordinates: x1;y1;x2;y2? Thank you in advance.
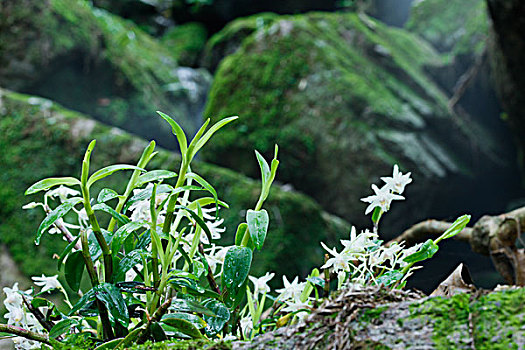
282;299;312;319
12;336;40;350
240;315;253;335
361;184;404;215
205;245;230;274
47;186;80;202
22;202;43;210
381;164;412;194
320;242;351;274
32;275;62;294
3;283;23;309
340;227;377;256
205;218;225;240
248;272;275;298
5;306;25;326
276;276;306;302
379;243;404;266
398;242;423;267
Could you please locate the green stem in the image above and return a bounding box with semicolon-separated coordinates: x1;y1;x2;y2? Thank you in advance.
150;184;160;290
82;185;113;283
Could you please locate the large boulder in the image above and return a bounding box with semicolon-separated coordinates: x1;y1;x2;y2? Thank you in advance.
0;0;211;149
0;87;348;282
201;11;504;231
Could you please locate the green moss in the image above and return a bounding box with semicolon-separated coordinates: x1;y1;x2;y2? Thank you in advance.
406;0;488;56
127;339;231;350
162;23;208;66
0;88;348;281
201;11;489;224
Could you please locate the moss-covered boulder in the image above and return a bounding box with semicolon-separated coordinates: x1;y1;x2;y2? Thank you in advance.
238;286;525;349
201;11;502;229
162;22;208;67
0;0;210;149
406;0;488;56
0;87;347;283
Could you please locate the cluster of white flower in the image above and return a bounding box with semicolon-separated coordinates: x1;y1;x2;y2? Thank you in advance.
360;165;412;215
3;284;41;350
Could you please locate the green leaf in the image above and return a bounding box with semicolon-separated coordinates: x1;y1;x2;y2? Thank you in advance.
306;276;325;288
65;251;85;292
92;203;130;226
25;177;81;195
169;298;216;317
186;119;210;159
111;221;146;255
160;317;203;339
69;288;96;315
57;235;81;269
175;205;214;243
376;270;404;286
87;165;144;188
203;299;230;336
403;239;439;264
87;228;112;260
123;184;173;211
371;207;382;223
185;172;219;211
97;188;119;203
35;197;83;245
49;318;77;339
255;150;270;186
94;338;125;350
162;313;206;329
135;170;177;187
437;214;471;242
114;250;144;281
221;246;252;291
94;283;129;328
157;111;188;156
189;116;238;161
246;209;269;250
234;223;248;246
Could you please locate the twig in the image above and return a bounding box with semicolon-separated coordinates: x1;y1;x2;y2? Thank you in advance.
44;204;81;251
22;295;54;333
0;323;54;346
136;296;173;344
198;243;221;295
388;220;472;246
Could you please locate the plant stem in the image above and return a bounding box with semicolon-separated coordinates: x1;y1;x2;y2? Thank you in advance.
137;296;173;344
0;324;56;347
22;296;54;332
81;185;113;283
198;243;221;294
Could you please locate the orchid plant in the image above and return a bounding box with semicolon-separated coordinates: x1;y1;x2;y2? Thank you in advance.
0;112;470;349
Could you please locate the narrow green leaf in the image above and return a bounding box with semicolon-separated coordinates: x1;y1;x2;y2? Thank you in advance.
157;111;188;156
190;116;238;160
35;197;83;245
94;283;129;327
185;172;219;210
65;251;85;292
135;170;177;187
49;318;77;339
234;223;248;246
111;221;146;255
87;228;112;260
371;207;382;223
123;184;173;212
92;203;130;226
403;239;439;264
114;250;144;281
81;140;97;185
306;276;325;288
246;209;269;250
222;246;252;290
69;288;96;315
25;177;81;195
94;338;125;350
186;118;210;158
255;150;270;186
87;165;144;188
175;205;214;243
57;235;81;269
97;188;119;203
187;197;229;211
437;214;471;242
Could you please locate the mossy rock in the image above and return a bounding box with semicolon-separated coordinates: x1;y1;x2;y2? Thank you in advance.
200;12;279;72
406;0;488;56
238;286;525;349
0;87;348;282
201;11;501;229
162;22;208;67
0;0;209;149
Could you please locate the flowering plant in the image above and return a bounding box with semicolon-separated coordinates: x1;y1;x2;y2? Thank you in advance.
0;112;470;349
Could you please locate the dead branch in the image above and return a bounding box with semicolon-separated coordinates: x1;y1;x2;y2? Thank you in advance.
389;206;525;286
